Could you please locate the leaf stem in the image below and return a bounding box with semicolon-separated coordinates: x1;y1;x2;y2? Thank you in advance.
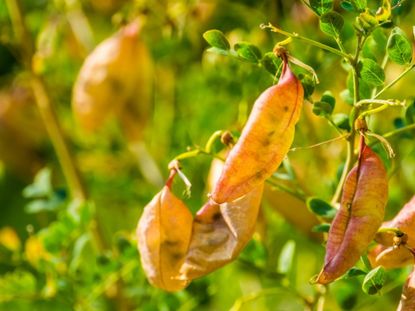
355;99;404;107
374;64;415;99
383;123;415;139
6;0;104;251
267;177;306;202
260;23;350;59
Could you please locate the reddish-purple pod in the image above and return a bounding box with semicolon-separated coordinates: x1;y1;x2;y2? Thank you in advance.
317;143;388;284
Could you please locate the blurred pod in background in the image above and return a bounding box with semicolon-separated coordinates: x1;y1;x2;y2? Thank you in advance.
0;78;46;179
72;19;152;135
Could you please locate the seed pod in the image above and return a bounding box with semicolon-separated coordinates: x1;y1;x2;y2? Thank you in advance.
180;183;264;280
368;244;413;269
398;267;415;311
72;20;152;134
316;143;388;284
211;60;303;204
369;197;415;269
136;182;193;292
375;196;415;248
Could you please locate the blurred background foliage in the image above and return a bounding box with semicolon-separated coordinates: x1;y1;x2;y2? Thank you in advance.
0;0;415;310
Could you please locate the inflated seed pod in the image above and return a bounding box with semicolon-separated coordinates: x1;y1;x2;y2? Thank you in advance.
368;244;413;269
317;142;388;284
398;267;415;311
369;197;415;269
72;20;152;134
375;196;415;248
136;177;193;292
180;183;264;280
211;59;303;204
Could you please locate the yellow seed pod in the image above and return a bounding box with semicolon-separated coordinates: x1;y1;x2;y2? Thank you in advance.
72;20;153;135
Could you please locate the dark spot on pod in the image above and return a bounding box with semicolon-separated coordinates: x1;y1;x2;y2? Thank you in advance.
212;212;222;221
267;130;275;137
169;251;184;261
108;77;124;93
255;171;264;179
163;239;180;247
262;136;271;146
283;106;289;112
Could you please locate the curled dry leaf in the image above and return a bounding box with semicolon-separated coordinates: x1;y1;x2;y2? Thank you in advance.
72;20;152;135
180;183;264;280
136;185;193;292
317;143;388;284
211;61;303;204
398;266;415;311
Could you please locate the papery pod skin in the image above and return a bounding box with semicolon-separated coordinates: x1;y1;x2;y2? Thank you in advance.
398;267;415;311
180;183;264;280
211;63;303;204
136;186;192;292
317;144;388;284
72;20;152;133
375;196;415;248
368;244;413;269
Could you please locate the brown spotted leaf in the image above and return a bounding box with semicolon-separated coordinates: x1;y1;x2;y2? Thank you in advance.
137;186;192;292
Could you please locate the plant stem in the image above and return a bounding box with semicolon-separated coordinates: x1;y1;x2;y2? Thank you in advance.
267;177;306;202
383;123;415;139
7;0;88;202
330;35;365;204
260;23;350;59
31;77;87;201
6;0;105;251
374;64;415;99
355;98;404;107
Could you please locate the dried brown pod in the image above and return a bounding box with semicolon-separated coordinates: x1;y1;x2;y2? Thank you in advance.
180;183;264;280
398;266;415;311
136;175;193;292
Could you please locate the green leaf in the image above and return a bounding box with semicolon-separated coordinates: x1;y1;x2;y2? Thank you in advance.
277;240;296;275
261;52;282;75
359;58;385;86
351;0;367;11
234;43;262;63
387;27;413;65
306;197;337;218
320;12;344;37
312;91;335;116
332;113;351;131
313;101;333;116
0;270;37;302
405;99;415;124
22;167;52;198
299;74;316;98
340;1;355;12
310;0;333;16
312;223;331;232
362;266;385;295
203;29;230;50
343;268;367;279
